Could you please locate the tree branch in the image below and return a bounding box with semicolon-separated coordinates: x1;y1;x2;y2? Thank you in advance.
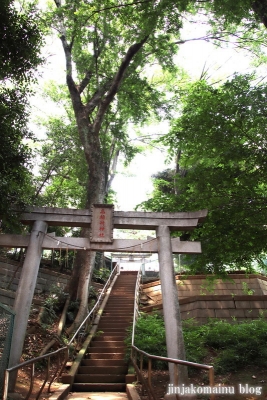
93;36;148;134
78;71;93;94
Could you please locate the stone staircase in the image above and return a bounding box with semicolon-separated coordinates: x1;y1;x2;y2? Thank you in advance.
71;272;137;393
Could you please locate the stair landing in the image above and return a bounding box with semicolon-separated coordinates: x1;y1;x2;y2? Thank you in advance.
67;392;128;399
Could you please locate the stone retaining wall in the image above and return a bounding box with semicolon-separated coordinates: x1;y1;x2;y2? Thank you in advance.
0;258;70;307
141;274;267;324
141;274;267;304
142;295;267;324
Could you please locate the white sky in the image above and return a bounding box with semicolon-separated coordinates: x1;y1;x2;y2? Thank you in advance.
113;38;254;210
31;17;258;212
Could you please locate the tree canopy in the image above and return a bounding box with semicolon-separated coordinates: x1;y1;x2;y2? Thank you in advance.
0;0;43;230
140;74;267;273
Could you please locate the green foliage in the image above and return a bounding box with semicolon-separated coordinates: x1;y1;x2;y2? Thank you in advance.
41;285;67;325
127;313;267;374
34;115;88;208
0;0;43;230
142;74;267;272
126;312;167;368
0;0;43;81
93;267;111;284
66;299;80;323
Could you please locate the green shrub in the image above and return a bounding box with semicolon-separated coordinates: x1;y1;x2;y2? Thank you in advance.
126;312;167;368
126;313;267;374
40;285;67;325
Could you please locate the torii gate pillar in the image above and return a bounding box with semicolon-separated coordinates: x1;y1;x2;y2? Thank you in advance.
8;220;48;389
157;225;188;386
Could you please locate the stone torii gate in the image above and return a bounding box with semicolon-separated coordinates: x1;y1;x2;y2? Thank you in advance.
0;205;207;386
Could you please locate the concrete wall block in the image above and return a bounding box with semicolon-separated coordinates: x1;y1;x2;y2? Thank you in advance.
208;283;223;290
184;309;198;318
37;277;47;286
228;309;245;318
244;309;261;318
178;287;194;294
196;308;215;318
35;284;43;293
207;300;226;309
1;276;10;283
216;300;235;309
225;283;236;289
196;300;207;308
197;317;208;325
180;302;195;312
247;283;261;289
181;312;196;321
143;285;161;294
249;300;265;308
222;290;233;295
0;262;17;271
215;309;232;318
190;279;204;285
178;290;192;296
0;268;16;277
11;278;20;286
178;280;192;286
0;296;13;307
235;300;251;309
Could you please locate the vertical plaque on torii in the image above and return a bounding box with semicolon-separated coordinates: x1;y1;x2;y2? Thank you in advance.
90;204;114;243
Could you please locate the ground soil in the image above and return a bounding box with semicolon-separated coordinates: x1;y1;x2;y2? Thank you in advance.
15;357;267;399
134;366;267;400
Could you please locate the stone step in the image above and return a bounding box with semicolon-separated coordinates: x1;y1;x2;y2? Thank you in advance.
78;365;128;375
75;374;125;383
103;312;132;317
86;353;125;360
89;346;125;353
81;359;127;367
99;317;132;323
67;392;128;399
96;326;128;331
98;320;131;325
71;382;126;392
91;341;125;348
93;335;126;341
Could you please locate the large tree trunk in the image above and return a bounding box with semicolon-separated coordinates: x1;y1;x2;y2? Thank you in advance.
64;126;107;333
55;0;149;334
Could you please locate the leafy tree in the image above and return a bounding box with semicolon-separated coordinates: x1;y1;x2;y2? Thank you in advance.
142;74;267;273
37;0;267;380
41;0;194;335
0;0;43;229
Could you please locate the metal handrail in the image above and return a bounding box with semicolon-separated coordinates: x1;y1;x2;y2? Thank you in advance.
131;265;142;347
3;265;119;400
131;345;215;400
129;268;215;400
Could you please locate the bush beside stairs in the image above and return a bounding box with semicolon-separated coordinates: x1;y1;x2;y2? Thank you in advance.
64;272;137;394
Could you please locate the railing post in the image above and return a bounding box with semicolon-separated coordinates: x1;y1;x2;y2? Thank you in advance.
148;358;152;390
209;367;215;400
173;363;179;386
3;370;9;400
140;354;144;396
